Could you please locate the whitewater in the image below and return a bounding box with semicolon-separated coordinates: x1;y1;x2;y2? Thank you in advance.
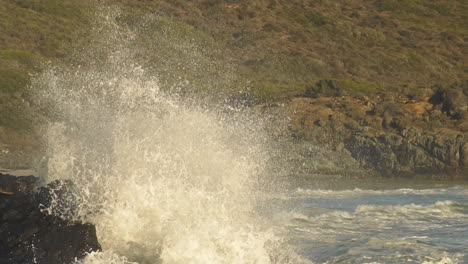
30;7;467;264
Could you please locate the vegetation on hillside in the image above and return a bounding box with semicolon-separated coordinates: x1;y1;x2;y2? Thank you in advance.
0;0;91;130
0;0;466;131
139;0;466;95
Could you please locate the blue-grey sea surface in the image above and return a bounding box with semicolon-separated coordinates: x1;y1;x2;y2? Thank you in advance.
264;178;468;264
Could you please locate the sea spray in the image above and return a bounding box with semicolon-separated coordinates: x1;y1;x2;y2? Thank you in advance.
32;6;308;264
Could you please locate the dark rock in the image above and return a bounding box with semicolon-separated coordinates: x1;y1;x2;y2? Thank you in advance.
0;174;100;264
273;96;466;177
305;79;342;98
345;129;468;177
0;173;40;194
430;87;468;120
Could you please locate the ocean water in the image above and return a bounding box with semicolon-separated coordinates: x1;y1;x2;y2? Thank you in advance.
72;182;468;264
30;7;467;264
261;179;468;264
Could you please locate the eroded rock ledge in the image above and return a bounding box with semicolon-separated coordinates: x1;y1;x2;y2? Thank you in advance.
261;93;467;178
0;173;100;264
345;129;467;177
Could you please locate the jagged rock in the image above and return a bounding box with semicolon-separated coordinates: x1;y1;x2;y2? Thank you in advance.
345;129;467;177
0;173;40;194
278;96;468;178
0;174;100;264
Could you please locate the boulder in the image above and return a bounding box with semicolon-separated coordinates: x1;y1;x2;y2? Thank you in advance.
0;173;100;264
430;86;468;120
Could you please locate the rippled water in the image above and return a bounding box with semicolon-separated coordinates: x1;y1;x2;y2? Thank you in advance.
263;180;468;264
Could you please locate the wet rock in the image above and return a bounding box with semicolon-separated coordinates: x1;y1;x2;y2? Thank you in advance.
0;174;100;264
0;173;39;194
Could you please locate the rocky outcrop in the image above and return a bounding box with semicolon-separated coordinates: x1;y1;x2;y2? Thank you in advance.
0;173;100;264
271;95;468;178
345;129;467;177
0;173;39;193
429;84;468;120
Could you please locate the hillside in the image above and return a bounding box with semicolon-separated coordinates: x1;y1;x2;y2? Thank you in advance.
2;0;467;96
0;0;467;176
142;0;467;98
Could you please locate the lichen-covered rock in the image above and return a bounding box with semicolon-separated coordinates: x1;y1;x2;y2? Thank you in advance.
0;174;100;264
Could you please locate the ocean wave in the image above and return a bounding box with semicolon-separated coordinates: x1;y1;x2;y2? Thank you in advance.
76;251;136;264
294;187;467;198
278;200;468;237
34;7;308;264
421;256;457;264
355;200;468;217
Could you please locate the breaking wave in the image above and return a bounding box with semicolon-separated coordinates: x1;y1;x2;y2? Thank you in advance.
32;7;308;264
294;187;468;198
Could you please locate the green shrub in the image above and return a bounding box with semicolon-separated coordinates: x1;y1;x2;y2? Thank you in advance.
251;82;308;102
0;69;30;93
305;79;381;98
282;8;332;27
305;11;332;26
0;50;40;94
0;50;38;69
376;0;418;12
0;0;89;58
12;0;85;19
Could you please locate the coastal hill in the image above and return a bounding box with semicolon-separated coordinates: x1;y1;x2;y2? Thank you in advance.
0;0;466;177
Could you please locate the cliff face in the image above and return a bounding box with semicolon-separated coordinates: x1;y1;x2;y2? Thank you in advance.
346;129;467;177
273;86;467;178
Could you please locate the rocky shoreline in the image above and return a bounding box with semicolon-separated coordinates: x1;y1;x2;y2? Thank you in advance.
259;85;467;179
0;173;100;264
1;0;467;182
346;129;467;178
